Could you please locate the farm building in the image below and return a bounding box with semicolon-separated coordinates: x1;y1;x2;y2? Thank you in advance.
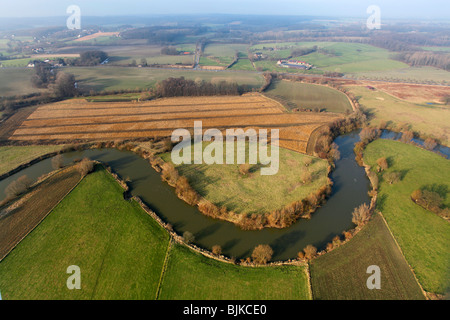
277;59;312;70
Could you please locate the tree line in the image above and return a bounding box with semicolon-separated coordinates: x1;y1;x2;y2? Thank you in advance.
155;77;249;97
31;61;77;98
392;51;450;71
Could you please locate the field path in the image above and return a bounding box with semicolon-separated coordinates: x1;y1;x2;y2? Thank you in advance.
155;238;173;300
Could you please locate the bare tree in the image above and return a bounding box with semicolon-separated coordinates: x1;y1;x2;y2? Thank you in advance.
424;138;437;151
76;158;95;177
400;131;414;144
212;245;222;256
376;157;388;171
5;175;32;199
303;244;317;260
51;154;64;170
352;203;371;226
251;244;273;264
183;231;195;244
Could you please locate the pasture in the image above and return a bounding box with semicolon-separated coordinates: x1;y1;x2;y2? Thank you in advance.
310;213;425;300
159;244;311;300
161;142;329;215
347;85;450;146
0;68;41;96
200;43;248;67
264;80;353;113
65;67;265;92
10;94;341;154
364;139;450;294
351;66;450;84
0;145;64;176
250;42;408;74
0;165;311;300
0;167;171;299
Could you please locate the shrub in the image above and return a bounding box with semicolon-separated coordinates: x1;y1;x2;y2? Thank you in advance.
400;131;414;144
161;162;179;185
303;244;317;260
51;154;64;170
352;203;371;226
384;171;401;184
251;244;273;264
367;171;379;190
359;127;380;144
424;138;437;151
328;142;340;162
421;190;443;211
376;157;388;171
5;175;33;199
212;245;222;256
183;231;195;244
76;158;95;176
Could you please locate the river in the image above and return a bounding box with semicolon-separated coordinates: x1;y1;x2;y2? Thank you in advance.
8;129;443;260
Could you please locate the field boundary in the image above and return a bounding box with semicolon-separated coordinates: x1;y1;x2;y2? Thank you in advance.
155;238;173;300
305;263;313;300
0;150;61;181
377;211;428;299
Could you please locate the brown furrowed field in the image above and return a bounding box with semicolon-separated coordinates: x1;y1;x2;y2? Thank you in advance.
74;32;120;42
362;82;450;104
10;94;341;154
0;167;81;261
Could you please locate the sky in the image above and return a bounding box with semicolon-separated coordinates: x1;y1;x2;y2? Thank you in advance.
0;0;448;19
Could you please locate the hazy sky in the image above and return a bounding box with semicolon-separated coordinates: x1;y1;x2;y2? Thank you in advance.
0;0;448;19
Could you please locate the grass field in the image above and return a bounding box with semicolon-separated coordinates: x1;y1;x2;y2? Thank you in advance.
66;67;264;92
0;68;41;96
310;213;425;300
10;95;341;154
229;58;255;71
0;165;311;300
0;145;64;176
200;43;248;67
161;142;329;214
0;166;170;299
250;42;408;74
82;44;196;66
265;80;353;113
0;56;78;68
364;139;450;294
159;244;310;300
0;66;264;97
347;85;450;146
350;66;450;84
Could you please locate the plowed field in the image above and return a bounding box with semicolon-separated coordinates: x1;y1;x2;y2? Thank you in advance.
10;94;341;153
